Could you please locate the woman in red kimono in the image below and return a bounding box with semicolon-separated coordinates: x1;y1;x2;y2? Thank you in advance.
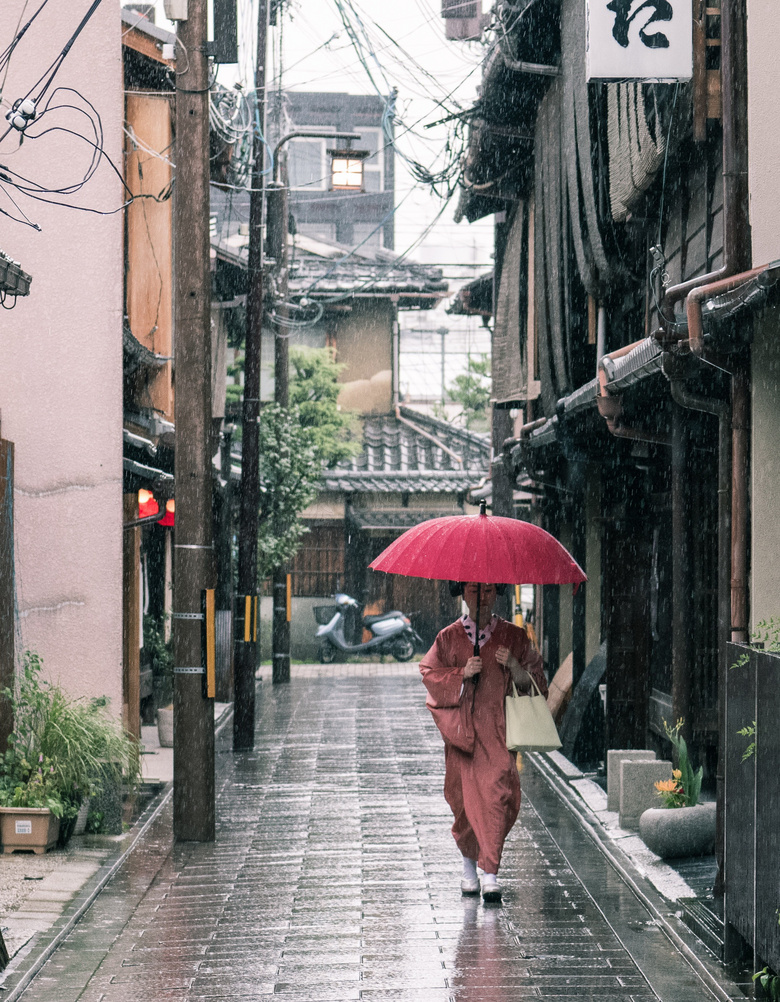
420;581;547;902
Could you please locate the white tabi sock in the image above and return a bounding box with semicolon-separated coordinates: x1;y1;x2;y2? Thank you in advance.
462;856;478;881
459;857;477;881
481;872;498;887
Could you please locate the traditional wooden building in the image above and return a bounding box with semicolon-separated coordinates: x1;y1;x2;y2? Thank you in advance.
448;0;780;959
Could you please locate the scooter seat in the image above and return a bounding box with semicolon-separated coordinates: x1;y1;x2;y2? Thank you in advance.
363;611;404;625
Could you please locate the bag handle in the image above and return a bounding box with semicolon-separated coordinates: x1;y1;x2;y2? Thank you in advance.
509;673;544;699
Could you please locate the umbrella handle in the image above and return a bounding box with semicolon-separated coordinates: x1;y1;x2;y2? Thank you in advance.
472;583;480;684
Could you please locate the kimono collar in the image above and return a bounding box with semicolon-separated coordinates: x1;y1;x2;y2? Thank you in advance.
461;614;498;650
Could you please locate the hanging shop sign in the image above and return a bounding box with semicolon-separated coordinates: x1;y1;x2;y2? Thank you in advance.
586;0;692;81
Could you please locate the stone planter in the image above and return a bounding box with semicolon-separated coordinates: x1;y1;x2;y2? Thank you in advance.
0;807;60;855
157;705;174;748
639;802;716;859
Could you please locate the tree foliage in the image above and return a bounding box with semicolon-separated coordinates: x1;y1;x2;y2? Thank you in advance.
447;353;491;429
246;347;361;579
257;403;319;579
289;347;360;468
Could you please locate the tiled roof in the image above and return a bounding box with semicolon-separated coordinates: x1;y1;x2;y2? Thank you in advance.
320;406;490;494
348;508;465;529
210;190;447;306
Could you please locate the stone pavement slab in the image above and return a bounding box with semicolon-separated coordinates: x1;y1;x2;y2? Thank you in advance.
5;672;746;1002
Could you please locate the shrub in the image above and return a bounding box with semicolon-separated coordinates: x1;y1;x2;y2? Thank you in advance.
0;652;141;827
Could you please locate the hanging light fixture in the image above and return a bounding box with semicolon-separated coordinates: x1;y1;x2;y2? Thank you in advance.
328;146;369;191
138;488;159;519
159;498;176;527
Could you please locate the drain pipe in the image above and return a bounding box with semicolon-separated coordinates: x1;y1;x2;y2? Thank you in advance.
664;356;731;901
686;266;780;643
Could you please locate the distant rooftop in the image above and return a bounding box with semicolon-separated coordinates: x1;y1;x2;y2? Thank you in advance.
321;405;489;494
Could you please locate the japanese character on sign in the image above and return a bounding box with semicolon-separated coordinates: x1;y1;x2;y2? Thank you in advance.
605;0;674;49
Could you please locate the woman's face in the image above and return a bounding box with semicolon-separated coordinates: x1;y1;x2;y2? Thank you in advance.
463;582;496;624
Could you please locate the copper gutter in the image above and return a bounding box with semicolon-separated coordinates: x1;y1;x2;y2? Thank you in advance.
686;265;777;356
597;341;671;446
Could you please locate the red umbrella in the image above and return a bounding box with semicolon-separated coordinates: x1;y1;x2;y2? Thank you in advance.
369;502;586;587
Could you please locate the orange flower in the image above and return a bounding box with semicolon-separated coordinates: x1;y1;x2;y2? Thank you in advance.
673;769;682;780
655;779;677;793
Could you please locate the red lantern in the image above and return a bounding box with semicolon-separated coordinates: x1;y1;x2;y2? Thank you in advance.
159;498;175;527
138;488;159;519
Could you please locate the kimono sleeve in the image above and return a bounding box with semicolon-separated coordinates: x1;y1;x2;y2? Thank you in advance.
419;632;465;708
419;630;475;754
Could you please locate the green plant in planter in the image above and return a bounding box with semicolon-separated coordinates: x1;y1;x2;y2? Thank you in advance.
143;615;173;708
653;718;702;808
0;652;141;836
0;753;66;817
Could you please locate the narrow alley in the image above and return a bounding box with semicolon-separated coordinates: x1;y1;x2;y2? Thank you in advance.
6;671;744;1002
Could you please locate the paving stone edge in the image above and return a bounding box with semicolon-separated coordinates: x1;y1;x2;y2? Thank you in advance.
0;704;234;1002
530;751;741;1002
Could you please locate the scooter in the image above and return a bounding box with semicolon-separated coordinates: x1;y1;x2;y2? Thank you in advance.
314;593;423;664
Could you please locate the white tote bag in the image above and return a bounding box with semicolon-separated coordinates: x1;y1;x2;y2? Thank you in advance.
505;676;562;752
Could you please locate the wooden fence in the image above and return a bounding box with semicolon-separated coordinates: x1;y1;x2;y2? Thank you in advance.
725;642;780;971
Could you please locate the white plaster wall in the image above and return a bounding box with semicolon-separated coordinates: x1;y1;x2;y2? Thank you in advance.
748;0;780;628
0;2;124;706
747;0;780;266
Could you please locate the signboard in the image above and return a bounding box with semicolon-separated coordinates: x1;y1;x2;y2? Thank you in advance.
586;0;693;80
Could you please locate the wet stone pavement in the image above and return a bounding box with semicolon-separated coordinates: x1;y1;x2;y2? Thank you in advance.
13;672;741;1002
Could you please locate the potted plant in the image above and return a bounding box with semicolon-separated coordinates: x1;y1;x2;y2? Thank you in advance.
144;617;174;748
639;719;716;859
0;652;141;846
0;753;65;853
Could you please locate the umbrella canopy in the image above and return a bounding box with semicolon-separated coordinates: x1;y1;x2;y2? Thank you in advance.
369;506;586;587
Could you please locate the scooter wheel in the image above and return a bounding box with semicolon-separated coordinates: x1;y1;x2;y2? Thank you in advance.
318;640;338;664
392;636;415;662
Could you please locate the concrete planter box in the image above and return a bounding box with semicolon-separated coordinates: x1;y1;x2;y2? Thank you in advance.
639;802;716;859
157;706;174;748
0;807;60;855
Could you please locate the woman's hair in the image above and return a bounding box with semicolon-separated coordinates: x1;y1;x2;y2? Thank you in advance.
449;581;508;597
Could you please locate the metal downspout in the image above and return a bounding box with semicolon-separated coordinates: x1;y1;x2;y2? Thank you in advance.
667;372;731;903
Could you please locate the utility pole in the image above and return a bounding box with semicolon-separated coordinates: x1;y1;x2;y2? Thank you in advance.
438;326;448;408
266;173;290;684
233;0;268;751
173;0;215;839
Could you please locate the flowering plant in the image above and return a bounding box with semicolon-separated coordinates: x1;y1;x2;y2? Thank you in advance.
653;718;703;808
654;770;686;808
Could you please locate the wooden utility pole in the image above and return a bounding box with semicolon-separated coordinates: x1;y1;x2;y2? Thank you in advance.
266;176;291;683
173;0;216;840
233;0;269;749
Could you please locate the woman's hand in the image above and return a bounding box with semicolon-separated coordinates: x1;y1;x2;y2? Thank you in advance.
496;646;533;692
463;656;482;679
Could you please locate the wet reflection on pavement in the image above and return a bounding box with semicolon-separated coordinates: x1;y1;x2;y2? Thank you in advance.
11;674;741;1002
